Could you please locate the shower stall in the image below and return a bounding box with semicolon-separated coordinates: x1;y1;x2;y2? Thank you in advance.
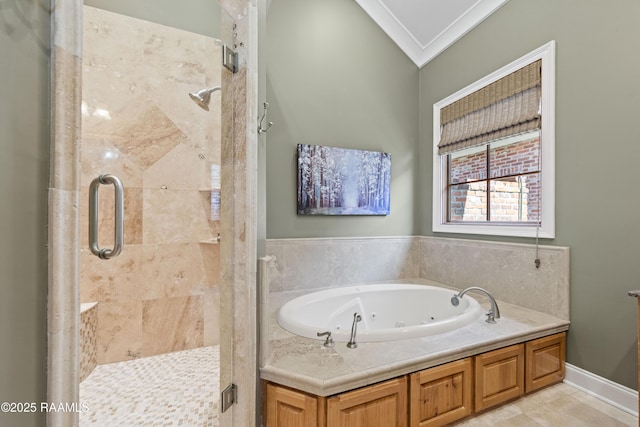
49;0;259;424
78;5;222;424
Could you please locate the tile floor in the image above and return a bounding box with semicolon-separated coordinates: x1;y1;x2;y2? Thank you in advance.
457;382;637;426
80;346;636;427
80;345;219;426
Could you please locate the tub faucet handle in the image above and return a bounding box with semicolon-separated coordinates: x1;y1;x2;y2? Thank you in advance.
317;331;335;348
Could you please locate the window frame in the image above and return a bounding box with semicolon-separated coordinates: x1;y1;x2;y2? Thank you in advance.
432;41;556;238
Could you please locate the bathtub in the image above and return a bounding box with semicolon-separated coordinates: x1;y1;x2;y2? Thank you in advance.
277;284;484;342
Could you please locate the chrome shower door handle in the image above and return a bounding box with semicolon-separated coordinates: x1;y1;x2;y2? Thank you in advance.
89;174;124;260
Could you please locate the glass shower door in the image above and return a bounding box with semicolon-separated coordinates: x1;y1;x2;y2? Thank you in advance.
79;5;223;425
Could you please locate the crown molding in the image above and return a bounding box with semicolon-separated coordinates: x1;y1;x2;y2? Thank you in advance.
355;0;510;68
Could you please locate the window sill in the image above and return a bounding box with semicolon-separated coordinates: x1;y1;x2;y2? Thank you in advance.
432;222;554;239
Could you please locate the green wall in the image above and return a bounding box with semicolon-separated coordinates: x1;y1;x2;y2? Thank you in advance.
419;0;640;389
84;0;221;38
265;0;419;238
0;2;49;426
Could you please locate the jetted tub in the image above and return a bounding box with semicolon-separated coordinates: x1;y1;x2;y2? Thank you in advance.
277;284;484;342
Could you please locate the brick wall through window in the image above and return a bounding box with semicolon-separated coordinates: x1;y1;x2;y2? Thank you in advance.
449;136;540;223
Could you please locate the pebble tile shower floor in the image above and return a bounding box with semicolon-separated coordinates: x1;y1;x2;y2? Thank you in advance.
80;345;219;426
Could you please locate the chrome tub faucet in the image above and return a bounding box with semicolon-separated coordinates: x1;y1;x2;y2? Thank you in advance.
451;286;501;323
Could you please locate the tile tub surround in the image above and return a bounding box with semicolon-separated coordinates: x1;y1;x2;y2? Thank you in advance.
80;6;222;364
260;280;570;397
265;236;570;320
420;237;570;321
80;302;98;383
264;237;420;293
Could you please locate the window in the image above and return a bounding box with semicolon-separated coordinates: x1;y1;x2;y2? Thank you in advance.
432;41;555;238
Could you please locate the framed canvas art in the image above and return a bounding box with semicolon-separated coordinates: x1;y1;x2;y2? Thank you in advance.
297;144;391;215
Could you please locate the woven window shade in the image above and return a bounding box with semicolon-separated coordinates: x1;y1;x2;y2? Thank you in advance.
438;60;542;155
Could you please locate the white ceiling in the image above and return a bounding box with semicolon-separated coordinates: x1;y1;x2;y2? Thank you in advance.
355;0;510;68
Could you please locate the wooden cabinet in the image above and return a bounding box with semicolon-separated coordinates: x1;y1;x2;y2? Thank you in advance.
327;377;407;427
265;382;324;427
265;333;566;426
525;332;566;393
409;358;473;427
265;378;406;427
475;344;525;412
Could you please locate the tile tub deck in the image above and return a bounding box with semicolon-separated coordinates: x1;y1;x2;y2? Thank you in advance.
261;283;570;397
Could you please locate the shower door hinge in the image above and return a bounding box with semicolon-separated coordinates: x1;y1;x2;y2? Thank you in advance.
221;383;237;413
222;45;238;74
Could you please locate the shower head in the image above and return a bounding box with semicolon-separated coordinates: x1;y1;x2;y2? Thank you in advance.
188;86;221;111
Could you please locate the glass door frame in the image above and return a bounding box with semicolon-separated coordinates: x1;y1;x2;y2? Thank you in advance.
48;1;259;425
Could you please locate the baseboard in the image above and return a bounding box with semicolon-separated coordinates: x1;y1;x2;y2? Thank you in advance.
564;363;638;417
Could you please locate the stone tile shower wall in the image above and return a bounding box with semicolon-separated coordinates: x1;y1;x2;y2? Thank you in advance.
80;6;221;364
264;236;569;320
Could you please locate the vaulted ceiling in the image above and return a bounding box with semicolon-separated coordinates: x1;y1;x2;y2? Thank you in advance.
354;0;509;68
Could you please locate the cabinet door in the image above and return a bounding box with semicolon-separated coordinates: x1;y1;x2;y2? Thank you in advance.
475;343;524;412
265;382;320;427
525;332;566;393
327;377;407;427
409;358;473;427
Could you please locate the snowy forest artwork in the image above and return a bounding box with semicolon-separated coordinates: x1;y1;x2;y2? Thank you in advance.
297;144;391;215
